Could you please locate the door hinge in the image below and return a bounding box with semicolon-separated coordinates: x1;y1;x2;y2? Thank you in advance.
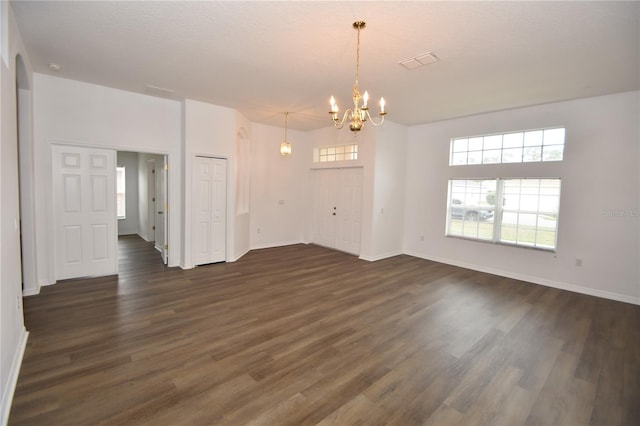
164;244;168;250
152;197;155;202
152;169;155;174
164;163;168;171
152;226;155;230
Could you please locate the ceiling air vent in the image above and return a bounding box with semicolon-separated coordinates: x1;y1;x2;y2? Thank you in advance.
398;52;439;70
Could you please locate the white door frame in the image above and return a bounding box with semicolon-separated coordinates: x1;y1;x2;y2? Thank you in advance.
154;155;168;264
147;158;156;243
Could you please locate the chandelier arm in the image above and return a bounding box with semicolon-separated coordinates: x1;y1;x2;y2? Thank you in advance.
332;109;353;129
365;109;386;126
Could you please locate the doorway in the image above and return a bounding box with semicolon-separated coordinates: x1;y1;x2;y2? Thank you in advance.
116;151;168;267
311;167;363;255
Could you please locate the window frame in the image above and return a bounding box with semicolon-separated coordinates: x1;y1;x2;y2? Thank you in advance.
314;144;358;163
116;166;126;220
446;177;561;252
449;127;566;166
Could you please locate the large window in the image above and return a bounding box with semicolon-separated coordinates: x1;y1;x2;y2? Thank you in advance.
116;166;126;219
450;127;565;166
446;178;561;250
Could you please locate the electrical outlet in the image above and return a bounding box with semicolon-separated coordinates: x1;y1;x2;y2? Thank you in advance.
420;235;425;241
257;227;261;234
575;258;583;267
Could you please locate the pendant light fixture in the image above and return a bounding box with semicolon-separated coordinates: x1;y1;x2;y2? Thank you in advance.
280;112;292;156
329;21;386;132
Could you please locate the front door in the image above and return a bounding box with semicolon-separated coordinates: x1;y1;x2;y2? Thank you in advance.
52;145;117;280
311;167;363;255
312;168;339;249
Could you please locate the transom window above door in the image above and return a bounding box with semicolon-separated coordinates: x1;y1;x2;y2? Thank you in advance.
314;144;358;163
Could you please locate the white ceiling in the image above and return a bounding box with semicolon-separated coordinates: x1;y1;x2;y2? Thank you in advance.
11;1;640;131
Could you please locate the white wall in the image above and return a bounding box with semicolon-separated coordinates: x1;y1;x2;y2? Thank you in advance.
404;91;640;304
303;122;408;261
116;151;139;236
370;121;407;260
0;5;30;423
17;85;36;294
305;125;377;258
32;74;183;280
249;122;309;249
182;99;240;268
234;112;252;260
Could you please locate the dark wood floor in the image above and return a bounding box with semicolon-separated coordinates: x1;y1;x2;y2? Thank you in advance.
9;235;640;425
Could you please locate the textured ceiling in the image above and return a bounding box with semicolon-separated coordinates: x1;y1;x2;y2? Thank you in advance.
11;1;640;131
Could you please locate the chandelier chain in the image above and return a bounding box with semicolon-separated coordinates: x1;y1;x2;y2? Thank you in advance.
355;25;360;87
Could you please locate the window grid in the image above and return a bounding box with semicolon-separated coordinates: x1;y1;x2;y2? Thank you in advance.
450;128;565;166
446;178;561;251
317;144;358;163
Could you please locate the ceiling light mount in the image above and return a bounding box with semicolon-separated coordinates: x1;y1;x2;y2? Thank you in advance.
352;20;366;30
329;20;386;132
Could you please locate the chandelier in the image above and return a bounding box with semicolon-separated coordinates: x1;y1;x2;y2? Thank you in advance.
329;21;386;132
280;112;292;156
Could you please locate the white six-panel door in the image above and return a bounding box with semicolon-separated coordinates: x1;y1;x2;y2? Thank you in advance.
193;156;227;266
52;145;117;280
311;167;363;256
336;168;363;255
311;169;339;249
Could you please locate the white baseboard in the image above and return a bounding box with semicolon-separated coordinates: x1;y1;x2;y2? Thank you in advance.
250;240;303;251
404;250;640;306
22;285;40;297
228;248;251;263
136;232;151;242
1;328;29;425
360;250;404;262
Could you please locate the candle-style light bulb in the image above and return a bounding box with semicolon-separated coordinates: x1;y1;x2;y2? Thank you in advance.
363;91;369;108
330;96;338;113
379;97;385;114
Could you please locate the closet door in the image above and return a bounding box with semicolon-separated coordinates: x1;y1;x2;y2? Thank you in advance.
52;145;117;280
193;156;227;265
311;167;363;256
